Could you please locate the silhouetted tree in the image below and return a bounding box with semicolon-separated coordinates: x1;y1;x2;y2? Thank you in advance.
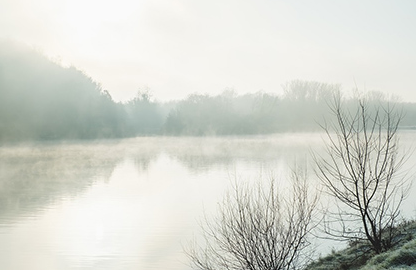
125;90;163;135
314;94;409;253
279;80;341;131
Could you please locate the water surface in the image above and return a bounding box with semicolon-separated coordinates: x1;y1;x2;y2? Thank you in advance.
0;133;415;269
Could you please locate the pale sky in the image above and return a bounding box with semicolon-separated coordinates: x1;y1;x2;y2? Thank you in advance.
1;0;416;102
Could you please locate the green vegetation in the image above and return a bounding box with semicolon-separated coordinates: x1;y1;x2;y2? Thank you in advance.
0;41;126;141
2;41;416;269
3;41;416;143
307;220;416;270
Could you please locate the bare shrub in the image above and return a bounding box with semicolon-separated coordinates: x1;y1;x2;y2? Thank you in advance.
187;169;318;270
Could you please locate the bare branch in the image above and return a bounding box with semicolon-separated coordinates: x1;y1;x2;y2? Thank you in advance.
186;170;318;270
314;96;409;253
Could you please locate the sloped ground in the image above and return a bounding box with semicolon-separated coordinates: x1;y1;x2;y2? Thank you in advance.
307;221;416;270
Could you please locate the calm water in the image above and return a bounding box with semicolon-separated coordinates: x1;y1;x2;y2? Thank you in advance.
0;133;415;270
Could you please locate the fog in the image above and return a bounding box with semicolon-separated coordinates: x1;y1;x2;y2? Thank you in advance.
0;135;320;222
0;133;415;269
2;40;416;143
1;2;416;269
1;1;416;102
0;135;324;269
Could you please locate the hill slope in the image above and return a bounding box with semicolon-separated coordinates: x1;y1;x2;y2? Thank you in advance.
307;221;416;270
0;41;125;141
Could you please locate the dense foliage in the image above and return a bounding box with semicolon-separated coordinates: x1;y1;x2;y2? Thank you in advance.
0;41;125;140
2;40;416;142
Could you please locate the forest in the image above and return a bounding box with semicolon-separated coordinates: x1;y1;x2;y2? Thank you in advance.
1;41;416;142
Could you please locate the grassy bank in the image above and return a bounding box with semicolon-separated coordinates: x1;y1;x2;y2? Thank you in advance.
307;221;416;270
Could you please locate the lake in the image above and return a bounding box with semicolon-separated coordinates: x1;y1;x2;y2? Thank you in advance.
0;132;415;270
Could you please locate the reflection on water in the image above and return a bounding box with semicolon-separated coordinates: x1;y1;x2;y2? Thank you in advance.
0;142;121;223
0;133;414;269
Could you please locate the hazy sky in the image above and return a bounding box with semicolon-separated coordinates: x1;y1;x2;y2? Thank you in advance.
1;0;416;102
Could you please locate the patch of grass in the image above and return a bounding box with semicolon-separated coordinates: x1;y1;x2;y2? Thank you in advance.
362;239;416;270
307;220;416;270
307;242;374;270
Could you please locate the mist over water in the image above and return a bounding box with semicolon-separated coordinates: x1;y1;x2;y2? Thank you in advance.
0;133;415;269
0;134;318;270
1;2;416;268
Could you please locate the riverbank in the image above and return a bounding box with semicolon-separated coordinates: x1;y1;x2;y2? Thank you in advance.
307;220;416;270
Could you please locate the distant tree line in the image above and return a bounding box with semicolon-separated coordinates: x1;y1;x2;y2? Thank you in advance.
0;41;125;141
1;40;416;142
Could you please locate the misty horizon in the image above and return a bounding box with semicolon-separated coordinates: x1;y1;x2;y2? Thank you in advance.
1;1;416;102
3;38;410;105
2;42;416;143
1;2;416;269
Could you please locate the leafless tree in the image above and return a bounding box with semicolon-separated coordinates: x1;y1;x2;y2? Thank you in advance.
314;94;409;254
187;169;318;270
